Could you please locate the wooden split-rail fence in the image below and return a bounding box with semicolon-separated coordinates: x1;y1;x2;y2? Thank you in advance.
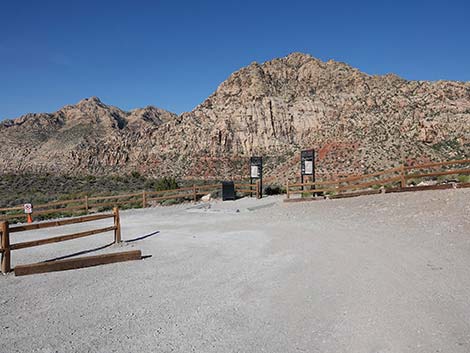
286;158;470;201
0;181;260;223
0;207;142;276
0;159;468;222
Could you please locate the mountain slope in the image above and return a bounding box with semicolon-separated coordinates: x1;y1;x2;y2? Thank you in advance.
0;53;469;181
171;53;469;178
0;97;178;175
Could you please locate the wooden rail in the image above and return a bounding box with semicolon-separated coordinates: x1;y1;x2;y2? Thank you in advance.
404;158;470;170
405;168;470;179
9;213;114;232
14;250;142;277
0;208;121;274
286;158;470;201
235;180;260;199
10;226;117;251
0;181;262;223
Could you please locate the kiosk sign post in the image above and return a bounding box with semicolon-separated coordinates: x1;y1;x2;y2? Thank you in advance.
301;150;315;194
250;156;263;198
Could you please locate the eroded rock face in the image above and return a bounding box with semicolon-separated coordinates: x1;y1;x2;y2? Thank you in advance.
0;53;469;181
0;97;178;176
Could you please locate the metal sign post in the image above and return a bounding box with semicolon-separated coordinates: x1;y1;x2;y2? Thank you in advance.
250;156;263;198
301;150;315;195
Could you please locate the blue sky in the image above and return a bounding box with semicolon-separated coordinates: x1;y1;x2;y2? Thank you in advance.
1;0;469;119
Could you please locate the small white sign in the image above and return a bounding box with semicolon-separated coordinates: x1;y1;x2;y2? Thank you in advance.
251;165;259;178
24;203;33;214
305;161;313;175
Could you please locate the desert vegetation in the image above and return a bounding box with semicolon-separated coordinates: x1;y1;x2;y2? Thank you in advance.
0;173;180;208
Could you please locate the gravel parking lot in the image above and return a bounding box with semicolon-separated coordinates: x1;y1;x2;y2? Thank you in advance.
1;189;470;353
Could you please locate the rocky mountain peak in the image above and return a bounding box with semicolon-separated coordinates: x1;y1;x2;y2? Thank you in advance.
79;96;102;104
127;106;177;127
66;96;106;112
0;53;468;180
283;51;315;65
69;96;109;111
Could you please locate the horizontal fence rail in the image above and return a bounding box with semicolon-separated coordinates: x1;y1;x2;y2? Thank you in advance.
14;250;142;277
286;158;470;200
2;158;466;221
0;181;261;223
0;208;121;274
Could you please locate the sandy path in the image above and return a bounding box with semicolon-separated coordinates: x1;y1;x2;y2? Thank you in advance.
1;189;469;353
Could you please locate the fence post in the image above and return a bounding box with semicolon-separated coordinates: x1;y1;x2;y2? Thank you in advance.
400;164;406;189
113;207;121;244
84;196;89;214
1;221;11;274
286;181;290;199
256;180;261;199
142;191;147;208
193;184;197;202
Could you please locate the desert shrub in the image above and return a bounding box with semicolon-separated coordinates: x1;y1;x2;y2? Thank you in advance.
130;171;142;179
437;175;459;183
35;210;86;221
144;179;159;189
120;201;142;210
264;185;285;195
161;198;184;206
407;177;424;186
155;177;179;191
431;139;461;152
0;173;186;208
210;190;221;199
458;175;470;183
324;191;337;196
97;206;113;213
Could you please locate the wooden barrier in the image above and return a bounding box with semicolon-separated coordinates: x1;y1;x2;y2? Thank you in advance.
234;181;260;199
0;159;467;220
0;208;121;274
1;221;11;273
404;158;470;171
14;250;142;277
285;158;470;201
0;198;87;222
286;166;403;199
0;180;264;223
145;185;212;204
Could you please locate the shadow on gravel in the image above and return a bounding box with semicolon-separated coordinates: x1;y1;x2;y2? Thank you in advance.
43;230;160;262
44;242;115;262
124;230;160;243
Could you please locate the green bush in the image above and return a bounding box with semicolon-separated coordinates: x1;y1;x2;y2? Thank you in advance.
458;175;470;183
155;177;179;191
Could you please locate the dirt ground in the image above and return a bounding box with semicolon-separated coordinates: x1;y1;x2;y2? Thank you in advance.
1;189;470;353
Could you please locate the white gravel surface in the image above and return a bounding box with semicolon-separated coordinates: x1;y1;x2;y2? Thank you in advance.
1;189;470;353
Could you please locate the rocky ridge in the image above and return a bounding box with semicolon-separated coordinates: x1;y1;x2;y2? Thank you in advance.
1;53;469;181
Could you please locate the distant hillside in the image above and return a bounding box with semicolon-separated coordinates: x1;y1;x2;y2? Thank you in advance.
1;53;469;181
